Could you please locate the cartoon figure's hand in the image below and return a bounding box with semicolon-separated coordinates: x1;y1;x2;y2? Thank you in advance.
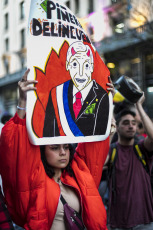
107;76;115;97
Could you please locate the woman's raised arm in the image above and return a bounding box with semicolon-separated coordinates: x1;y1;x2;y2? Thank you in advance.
17;69;37;119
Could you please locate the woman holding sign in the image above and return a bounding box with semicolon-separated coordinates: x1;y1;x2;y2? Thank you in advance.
0;69;114;230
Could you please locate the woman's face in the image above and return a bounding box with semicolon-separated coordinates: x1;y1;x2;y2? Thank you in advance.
45;144;70;170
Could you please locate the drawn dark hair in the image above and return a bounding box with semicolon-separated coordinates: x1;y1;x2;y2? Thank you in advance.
40;144;75;178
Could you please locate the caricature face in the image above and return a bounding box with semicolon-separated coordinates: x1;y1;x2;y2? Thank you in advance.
66;44;94;91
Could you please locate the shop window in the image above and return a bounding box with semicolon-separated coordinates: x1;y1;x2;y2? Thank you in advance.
65;1;70;9
4;13;9;30
145;54;153;75
4;38;9;74
112;15;125;34
20;29;25;48
111;0;122;4
88;0;94;13
146;87;153;118
75;0;79;14
4;0;8;5
5;38;9;51
20;1;25;19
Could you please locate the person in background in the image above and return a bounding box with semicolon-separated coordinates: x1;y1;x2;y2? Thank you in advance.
111;100;148;143
0;116;14;230
0;119;22;230
108;92;153;230
111;100;136;143
0;122;4;136
0;69;114;230
0;187;14;230
1;113;12;125
136;121;147;139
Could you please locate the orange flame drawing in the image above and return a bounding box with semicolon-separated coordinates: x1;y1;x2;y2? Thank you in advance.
32;41;110;137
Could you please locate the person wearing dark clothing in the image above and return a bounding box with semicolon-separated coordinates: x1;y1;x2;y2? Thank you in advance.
1;113;12;125
0;187;14;230
108;92;153;230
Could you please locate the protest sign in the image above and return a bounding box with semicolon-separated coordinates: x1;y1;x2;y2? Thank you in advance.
27;0;113;145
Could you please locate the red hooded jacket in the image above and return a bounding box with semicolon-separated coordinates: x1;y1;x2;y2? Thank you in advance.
0;113;109;230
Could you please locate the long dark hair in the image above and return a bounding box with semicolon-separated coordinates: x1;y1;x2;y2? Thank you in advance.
40;144;75;178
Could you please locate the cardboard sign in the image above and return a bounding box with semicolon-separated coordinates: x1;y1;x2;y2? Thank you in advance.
27;0;113;145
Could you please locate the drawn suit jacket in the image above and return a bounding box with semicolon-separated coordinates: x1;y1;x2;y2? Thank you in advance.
43;79;109;137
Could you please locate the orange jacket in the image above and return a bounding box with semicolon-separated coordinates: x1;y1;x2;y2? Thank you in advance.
0;113;109;230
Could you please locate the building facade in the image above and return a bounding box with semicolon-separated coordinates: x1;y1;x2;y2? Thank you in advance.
0;0;153;118
95;0;153;117
0;0;27;116
0;0;98;117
